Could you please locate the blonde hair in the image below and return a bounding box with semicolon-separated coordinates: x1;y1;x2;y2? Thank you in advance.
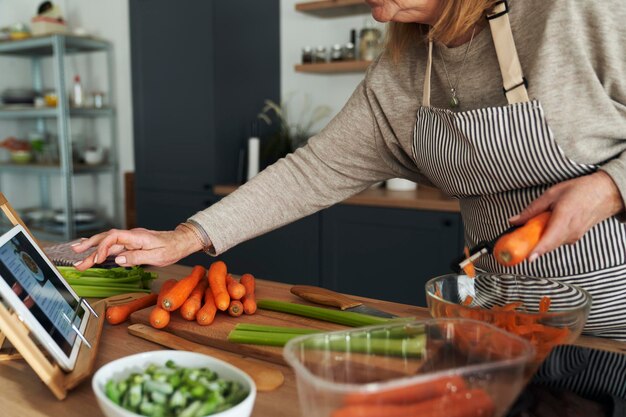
386;0;498;61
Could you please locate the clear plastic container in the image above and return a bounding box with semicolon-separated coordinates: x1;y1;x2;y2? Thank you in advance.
284;319;534;417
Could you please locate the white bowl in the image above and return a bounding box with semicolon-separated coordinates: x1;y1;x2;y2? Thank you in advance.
92;350;256;417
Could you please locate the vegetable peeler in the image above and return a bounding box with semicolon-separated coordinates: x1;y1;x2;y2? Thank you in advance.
452;224;521;273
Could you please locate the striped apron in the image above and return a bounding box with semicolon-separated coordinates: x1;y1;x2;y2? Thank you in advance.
412;4;626;340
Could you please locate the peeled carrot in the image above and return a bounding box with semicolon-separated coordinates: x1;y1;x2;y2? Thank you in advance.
494;211;551;267
106;293;158;325
196;288;217;325
162;265;206;311
149;306;170;329
240;273;257;315
343;375;466;406
228;300;244;317
333;389;494;417
462;247;476;278
180;279;209;321
208;261;230;311
539;296;551;313
226;274;246;300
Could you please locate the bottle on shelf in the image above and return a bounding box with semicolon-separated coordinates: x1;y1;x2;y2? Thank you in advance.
246;121;260;181
71;75;84;107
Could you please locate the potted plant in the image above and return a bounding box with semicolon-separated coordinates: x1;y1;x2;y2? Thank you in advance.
257;94;331;166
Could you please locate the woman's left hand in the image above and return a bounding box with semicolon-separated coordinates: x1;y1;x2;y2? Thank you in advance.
509;171;625;262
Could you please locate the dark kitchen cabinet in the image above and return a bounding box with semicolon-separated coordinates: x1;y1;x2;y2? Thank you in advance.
130;0;280;225
220;214;321;286
320;205;463;306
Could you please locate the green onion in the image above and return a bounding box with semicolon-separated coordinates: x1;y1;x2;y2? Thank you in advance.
233;323;321;335
257;299;390;327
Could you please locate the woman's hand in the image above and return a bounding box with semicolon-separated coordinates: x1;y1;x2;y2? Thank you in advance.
509;171;625;262
71;226;204;270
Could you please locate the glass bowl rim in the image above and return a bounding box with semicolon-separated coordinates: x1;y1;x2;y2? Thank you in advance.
283;318;535;394
425;273;592;314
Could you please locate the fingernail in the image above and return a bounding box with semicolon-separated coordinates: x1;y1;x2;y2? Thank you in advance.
115;256;126;265
93;254;99;263
509;214;520;222
73;260;83;266
70;242;81;247
528;253;539;263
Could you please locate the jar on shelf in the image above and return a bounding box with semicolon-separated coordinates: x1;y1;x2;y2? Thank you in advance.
330;44;343;62
313;46;327;63
301;46;313;64
359;24;383;61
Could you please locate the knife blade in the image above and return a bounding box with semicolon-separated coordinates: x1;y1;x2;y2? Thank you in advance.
290;285;398;318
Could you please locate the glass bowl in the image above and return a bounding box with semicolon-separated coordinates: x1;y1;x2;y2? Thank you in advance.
425;273;591;366
284;319;534;417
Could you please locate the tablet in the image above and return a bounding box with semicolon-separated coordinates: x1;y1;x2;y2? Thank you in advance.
0;225;91;371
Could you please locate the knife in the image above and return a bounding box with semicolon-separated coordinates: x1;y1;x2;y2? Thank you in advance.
290;285;397;319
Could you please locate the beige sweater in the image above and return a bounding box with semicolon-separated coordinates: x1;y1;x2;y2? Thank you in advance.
190;0;626;255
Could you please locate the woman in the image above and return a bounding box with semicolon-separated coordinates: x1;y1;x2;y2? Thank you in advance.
74;0;626;339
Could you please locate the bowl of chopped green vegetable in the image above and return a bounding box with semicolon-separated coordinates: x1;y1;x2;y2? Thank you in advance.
92;350;255;417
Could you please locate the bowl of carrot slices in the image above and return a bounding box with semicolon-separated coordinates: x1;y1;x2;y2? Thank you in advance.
425;273;591;366
284;319;534;417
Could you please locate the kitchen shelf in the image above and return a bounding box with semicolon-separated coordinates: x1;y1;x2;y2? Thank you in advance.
295;60;372;73
0;35;109;57
0;163;114;175
0;106;114;119
295;0;370;17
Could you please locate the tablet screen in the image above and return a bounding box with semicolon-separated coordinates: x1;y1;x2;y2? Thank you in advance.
0;229;83;356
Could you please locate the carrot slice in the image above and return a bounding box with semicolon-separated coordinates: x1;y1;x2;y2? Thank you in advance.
462;247;476;278
539;296;551;313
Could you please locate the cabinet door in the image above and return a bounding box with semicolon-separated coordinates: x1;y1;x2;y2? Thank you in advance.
220;214;320;286
135;188;217;266
321;206;462;306
130;0;216;192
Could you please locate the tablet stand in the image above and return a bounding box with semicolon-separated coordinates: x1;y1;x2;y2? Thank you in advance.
0;192;105;400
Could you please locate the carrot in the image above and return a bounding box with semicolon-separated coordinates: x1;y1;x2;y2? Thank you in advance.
539;296;551;313
462;295;474;306
343;375;466;406
228;300;244;317
106;293;158;325
161;265;206;311
208;261;230;311
333;389;494;417
226;274;246;300
196;288;217;325
180;279;209;321
149;306;170;329
240;273;257;315
493;211;551;267
157;279;177;307
462;247;476;278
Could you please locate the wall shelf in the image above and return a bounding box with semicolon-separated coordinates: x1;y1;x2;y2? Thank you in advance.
295;0;370;17
295;60;371;73
0;106;114;119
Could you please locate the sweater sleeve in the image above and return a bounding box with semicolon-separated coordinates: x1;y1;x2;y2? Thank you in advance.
189;78;403;255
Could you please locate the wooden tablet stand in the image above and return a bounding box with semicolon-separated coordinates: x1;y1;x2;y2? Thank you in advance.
0;192;105;400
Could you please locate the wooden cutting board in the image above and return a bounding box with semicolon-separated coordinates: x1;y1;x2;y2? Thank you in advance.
130;282;351;365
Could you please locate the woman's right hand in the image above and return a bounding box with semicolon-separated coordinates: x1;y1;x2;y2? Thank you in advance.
71;226;204;270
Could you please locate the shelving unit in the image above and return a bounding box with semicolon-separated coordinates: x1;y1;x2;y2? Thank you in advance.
0;34;120;241
295;0;369;17
295;60;371;73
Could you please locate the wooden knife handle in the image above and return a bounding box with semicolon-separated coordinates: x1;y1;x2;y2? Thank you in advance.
127;324;284;392
290;285;362;310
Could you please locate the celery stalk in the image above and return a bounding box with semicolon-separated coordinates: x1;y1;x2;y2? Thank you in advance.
257;299;390;327
233;323;321;335
228;329;426;357
71;286;151;298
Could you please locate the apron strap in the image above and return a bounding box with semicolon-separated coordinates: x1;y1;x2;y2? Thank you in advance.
487;0;530;104
422;40;433;107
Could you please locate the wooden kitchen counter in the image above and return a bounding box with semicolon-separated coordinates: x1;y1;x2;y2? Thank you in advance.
214;184;461;212
1;264;624;417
